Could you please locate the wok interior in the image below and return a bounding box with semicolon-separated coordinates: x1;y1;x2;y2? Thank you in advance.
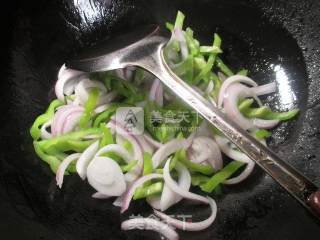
2;0;319;239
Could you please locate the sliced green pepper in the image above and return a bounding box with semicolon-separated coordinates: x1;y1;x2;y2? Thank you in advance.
79;88;100;129
133;181;164;200
200;161;244;193
30;99;63;140
177;149;215;175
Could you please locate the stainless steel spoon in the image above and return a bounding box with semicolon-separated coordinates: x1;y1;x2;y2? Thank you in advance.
67;25;320;218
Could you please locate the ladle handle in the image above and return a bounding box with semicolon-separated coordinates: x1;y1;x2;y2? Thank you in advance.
137;42;320;219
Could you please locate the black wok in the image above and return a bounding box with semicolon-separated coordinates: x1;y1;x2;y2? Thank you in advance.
1;0;320;239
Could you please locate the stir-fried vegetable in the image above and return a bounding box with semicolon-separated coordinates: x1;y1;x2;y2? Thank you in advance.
30;10;300;240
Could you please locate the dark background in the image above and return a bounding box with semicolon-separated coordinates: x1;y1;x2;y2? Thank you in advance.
1;0;320;239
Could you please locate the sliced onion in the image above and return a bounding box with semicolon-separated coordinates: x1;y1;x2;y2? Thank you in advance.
218;72;227;82
40;120;52;139
108;120;143;173
251;82;277;96
214;135;251;163
188;137;223;170
55;64;85;102
149;78;163;107
161;161;191;211
94;104;110;114
76;141;99;179
152;138;190;169
61;111;83;134
87;156;126;196
223;83;256;130
92;192;113;199
95;144;132;163
74;79;107;105
163;158;209;204
124;172;139;183
121;218;179;240
223;160;255;185
51;105;83;136
136;135;154;154
154;196;217;231
253;118;279;129
174;28;188;60
147;195;161;210
143;133;163;149
56;153;81;188
205;80;214;95
121;173;163;213
113;196;123;207
218;75;258;108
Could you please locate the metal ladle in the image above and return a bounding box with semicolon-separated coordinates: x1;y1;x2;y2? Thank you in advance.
67;25;320;218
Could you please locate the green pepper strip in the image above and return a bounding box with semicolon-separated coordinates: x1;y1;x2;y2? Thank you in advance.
33;141;61;173
166;22;174;31
30;99;64;140
238;98;299;121
143;152;153;176
242;106;299;121
99;123;114;148
191;174;210;186
79;88;100;129
237;69;248;76
200;161;245;193
185;27;200;56
174;11;185;29
255;129;272;140
133;181;164;200
121;160;138;173
216;57;234;77
93;104;124;128
194;54;215;83
199;46;222;55
177;149;215;175
37;128;100;152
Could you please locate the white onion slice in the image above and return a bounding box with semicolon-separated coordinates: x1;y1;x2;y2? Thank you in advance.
94;104;110;114
214;135;251;163
223;160;255;185
152;138;189;169
223;83;256;130
163;159;209;204
121;218;179;240
154;196;217;231
56;153;81;188
205;80;214;95
253;118;280;129
218;72;227;82
61;111;82;134
74;79;107;105
174;28;188;60
143;133;163;149
87;156;126;196
251;82;277;96
188;137;223;170
92;192;113;199
149;78;163;107
136;135;154;154
95;144;132;163
108;120;143;173
161;161;191;211
55;64;85;102
147;195;161;210
121;173;163;213
218;75;258;108
76;141;99;179
51;105;83;136
113;196;123;207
